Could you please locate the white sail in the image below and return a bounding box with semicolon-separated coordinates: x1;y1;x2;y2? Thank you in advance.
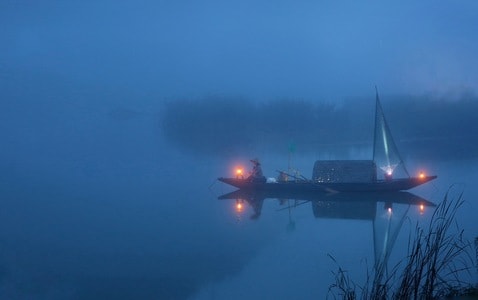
373;89;409;179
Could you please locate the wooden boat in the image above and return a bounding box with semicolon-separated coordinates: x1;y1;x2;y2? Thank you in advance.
218;175;437;193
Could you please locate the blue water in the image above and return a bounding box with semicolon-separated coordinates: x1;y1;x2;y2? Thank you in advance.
1;133;476;299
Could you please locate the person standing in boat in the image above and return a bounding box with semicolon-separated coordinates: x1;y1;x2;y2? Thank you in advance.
248;158;266;183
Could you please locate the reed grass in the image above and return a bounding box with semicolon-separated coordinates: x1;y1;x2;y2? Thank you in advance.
327;191;476;300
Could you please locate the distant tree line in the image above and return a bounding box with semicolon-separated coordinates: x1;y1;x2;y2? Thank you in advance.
159;94;478;161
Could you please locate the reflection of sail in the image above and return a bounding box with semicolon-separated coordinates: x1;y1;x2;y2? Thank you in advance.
373;89;409;179
373;204;410;285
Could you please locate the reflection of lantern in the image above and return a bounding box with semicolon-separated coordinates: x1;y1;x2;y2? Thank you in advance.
384;202;393;215
419;204;425;215
235;199;244;213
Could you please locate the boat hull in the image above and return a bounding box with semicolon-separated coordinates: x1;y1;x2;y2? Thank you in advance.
218;175;437;193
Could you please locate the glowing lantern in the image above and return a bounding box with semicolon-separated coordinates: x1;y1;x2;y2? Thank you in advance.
419;172;425;179
419;204;425;215
381;164;396;181
235;200;244;213
235;168;244;179
384;202;393;215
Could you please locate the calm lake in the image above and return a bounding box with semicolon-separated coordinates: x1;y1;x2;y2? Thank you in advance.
1;132;476;299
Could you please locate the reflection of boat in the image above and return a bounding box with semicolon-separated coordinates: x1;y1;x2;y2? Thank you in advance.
219;189;435;220
219;90;437;193
220;189;435;285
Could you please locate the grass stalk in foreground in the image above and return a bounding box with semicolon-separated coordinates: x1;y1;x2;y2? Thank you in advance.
328;191;476;300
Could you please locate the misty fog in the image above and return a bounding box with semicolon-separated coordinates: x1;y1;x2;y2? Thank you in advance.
1;0;478;299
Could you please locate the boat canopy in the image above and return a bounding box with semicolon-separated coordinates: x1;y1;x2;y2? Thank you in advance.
312;160;377;183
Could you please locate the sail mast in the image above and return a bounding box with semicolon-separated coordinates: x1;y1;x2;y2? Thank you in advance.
373;86;379;162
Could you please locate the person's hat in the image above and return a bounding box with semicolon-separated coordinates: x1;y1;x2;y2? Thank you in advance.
250;158;260;164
